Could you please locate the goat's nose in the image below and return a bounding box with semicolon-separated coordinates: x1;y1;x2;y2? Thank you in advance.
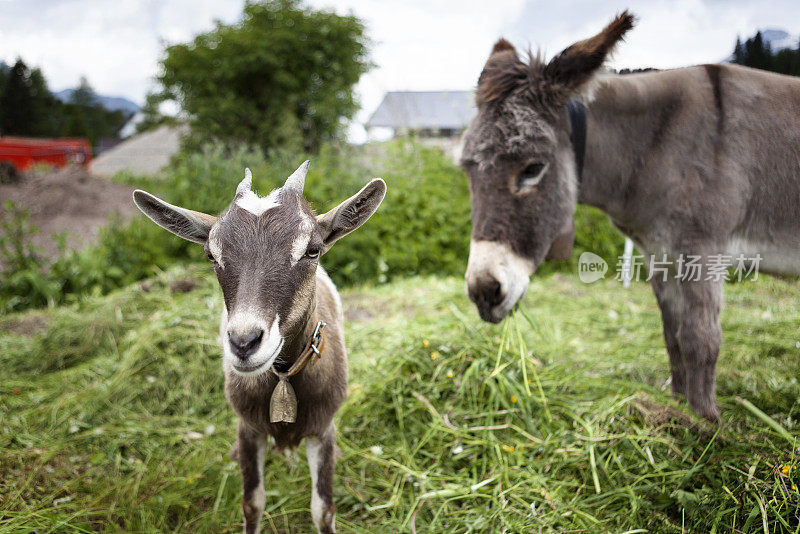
467;274;505;323
228;329;264;359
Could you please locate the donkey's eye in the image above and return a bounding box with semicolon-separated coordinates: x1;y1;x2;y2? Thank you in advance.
516;162;548;191
305;247;320;259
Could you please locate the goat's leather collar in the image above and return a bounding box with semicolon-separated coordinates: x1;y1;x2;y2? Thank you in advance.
567;100;587;184
269;321;326;423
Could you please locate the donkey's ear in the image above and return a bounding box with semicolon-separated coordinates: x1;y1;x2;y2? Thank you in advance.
544;11;635;92
132;190;217;244
477;38;527;104
489;38;516;56
316;179;386;252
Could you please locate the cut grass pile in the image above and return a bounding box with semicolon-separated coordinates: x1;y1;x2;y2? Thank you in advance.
1;265;798;532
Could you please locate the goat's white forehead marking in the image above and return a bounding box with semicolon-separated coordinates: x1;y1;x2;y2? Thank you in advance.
236;188;281;216
208;224;224;268
290;216;314;265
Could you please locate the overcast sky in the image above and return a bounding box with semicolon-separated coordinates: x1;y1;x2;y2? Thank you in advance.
1;0;798;141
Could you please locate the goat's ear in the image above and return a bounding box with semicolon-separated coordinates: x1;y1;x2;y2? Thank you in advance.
132;190;217;244
316;178;386;252
544;11;635;93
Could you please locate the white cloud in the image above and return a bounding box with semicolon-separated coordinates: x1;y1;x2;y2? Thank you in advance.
1;0;797;142
0;0;244;104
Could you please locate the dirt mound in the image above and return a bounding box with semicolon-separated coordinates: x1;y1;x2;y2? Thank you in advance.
0;166;137;264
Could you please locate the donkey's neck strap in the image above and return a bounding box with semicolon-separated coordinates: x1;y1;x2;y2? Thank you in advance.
567;100;587;185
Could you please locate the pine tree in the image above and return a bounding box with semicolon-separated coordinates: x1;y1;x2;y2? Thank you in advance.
733;37;745;64
0;59;58;136
745;32;773;71
28;67;59;136
0;59;37;135
69;77;96;108
0;65;6;98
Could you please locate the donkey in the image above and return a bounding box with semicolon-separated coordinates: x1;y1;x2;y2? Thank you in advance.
461;11;800;421
132;163;386;533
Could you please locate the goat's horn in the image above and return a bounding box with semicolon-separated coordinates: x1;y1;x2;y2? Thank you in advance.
284;160;309;193
236;168;253;195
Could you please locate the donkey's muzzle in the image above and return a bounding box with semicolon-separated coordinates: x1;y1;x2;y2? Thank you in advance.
465;240;535;324
467;275;505;324
228;329;264;359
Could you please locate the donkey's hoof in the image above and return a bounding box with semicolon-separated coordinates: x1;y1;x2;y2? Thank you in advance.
691;401;720;423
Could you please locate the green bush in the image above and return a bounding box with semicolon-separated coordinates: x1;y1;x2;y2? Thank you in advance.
315;141;472;285
102;140;471;287
0;202;62;311
1;140;626;312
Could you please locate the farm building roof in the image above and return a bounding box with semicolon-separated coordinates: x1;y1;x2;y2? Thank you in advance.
366;91;475;130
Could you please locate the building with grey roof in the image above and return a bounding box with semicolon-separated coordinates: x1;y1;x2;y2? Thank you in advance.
366;91;475;138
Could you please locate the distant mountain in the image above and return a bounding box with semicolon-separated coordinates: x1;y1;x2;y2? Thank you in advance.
53;88;140;115
760;29;798;52
724;28;799;62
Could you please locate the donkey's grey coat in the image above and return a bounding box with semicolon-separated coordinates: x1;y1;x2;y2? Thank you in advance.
462;12;800;421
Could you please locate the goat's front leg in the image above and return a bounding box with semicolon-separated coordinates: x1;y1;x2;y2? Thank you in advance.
237;420;267;534
305;424;337;533
651;276;686;396
677;279;723;422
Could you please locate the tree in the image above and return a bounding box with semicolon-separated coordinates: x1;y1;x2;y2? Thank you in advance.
59;77;130;149
0;59;130;147
136;91;175;134
731;32;800;77
733;37;745;64
69;76;97;107
0;63;7;98
0;59;56;136
744;32;773;71
151;0;370;152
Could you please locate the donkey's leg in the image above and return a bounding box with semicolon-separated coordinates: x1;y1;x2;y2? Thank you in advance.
677;280;723;422
650;277;687;396
237;420;267;534
305;425;337;533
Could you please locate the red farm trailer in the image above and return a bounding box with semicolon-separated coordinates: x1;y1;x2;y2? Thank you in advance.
0;137;92;171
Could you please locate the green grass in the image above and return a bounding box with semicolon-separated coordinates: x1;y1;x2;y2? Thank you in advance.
1;266;798;532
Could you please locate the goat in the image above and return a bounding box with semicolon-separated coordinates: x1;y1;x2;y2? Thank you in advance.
133;162;386;533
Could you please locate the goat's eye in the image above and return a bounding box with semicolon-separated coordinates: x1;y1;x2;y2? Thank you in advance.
516;162;547;191
206;251;217;264
305;247;320;259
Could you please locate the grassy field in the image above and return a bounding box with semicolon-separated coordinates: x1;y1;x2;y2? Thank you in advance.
1;265;798;532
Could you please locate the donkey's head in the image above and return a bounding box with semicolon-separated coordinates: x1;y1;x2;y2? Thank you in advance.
461;12;634;323
133;163;386;376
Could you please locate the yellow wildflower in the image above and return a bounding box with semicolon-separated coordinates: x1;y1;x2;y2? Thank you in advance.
510;395;518;404
430;351;441;360
447;370;454;378
422;339;430;348
502;445;514;452
781;464;792;476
